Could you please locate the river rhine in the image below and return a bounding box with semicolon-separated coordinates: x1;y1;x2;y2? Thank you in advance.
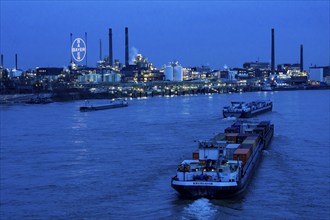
1;90;329;219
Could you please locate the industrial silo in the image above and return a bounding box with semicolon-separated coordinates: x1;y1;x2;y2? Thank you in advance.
114;73;121;82
174;65;183;81
164;65;174;81
78;75;85;83
228;71;237;81
104;74;111;82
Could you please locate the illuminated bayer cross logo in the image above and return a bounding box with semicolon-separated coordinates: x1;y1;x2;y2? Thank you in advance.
71;38;86;62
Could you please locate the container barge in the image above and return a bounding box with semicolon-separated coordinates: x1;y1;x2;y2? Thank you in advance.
80;98;128;112
171;120;274;198
223;100;272;118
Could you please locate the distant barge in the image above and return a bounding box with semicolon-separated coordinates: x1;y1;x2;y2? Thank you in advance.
223;100;272;118
26;97;53;104
80;98;128;112
171;120;274;198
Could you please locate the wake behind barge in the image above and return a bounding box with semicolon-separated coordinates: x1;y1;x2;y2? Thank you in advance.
171;120;274;198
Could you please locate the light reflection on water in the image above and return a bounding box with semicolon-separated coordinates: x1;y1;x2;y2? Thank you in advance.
182;198;217;220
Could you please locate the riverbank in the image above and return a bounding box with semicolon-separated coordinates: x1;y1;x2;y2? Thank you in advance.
1;81;329;104
0;94;52;104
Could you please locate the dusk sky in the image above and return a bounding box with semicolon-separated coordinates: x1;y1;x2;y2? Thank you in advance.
1;1;329;70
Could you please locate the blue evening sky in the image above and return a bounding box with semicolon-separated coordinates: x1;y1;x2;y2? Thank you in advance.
1;1;329;70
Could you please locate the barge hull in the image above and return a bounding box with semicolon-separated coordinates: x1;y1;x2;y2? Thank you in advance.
80;103;128;111
171;184;242;199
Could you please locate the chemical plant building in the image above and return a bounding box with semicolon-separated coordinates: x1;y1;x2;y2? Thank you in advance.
74;66;121;84
233;61;271;79
309;66;330;85
1;27;330;95
121;54;163;82
275;63;308;85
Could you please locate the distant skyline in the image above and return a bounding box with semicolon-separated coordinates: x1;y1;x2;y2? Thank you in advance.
1;1;329;70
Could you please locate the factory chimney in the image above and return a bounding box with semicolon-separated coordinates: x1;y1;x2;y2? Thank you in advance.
109;28;113;66
300;44;303;72
99;39;102;61
15;53;18;70
271;28;275;75
1;54;3;67
125;27;129;66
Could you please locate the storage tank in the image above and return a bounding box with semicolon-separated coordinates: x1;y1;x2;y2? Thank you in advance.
85;74;92;82
87;74;101;83
78;75;85;83
228;70;237;81
103;74;112;82
164;65;174;81
174;65;183;81
114;73;121;82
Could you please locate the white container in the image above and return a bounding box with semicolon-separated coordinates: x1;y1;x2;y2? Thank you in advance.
226;144;240;160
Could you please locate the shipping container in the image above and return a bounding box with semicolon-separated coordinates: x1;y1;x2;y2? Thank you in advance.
225;133;239;143
247;136;260;145
192;150;199;160
233;148;251;165
245;135;260;141
237;134;248;143
242;138;258;151
226;144;240;160
232;124;241;133
239;143;254;152
225;126;239;133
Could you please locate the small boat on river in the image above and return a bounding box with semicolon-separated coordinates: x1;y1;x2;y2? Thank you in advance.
223;100;272;118
80;98;128;112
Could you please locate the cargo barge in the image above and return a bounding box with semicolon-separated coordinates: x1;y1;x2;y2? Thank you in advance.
171;120;274;198
25;97;53;104
223;100;272;118
80;98;128;112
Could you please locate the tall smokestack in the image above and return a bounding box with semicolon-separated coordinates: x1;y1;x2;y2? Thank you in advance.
271;28;275;75
109;28;113;66
125;27;129;66
1;54;3;67
15;53;18;70
99;39;102;61
300;44;303;72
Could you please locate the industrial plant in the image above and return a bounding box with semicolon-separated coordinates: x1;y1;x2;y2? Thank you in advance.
0;27;329;102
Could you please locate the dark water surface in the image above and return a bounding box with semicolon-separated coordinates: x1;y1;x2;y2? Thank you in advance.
1;90;329;219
